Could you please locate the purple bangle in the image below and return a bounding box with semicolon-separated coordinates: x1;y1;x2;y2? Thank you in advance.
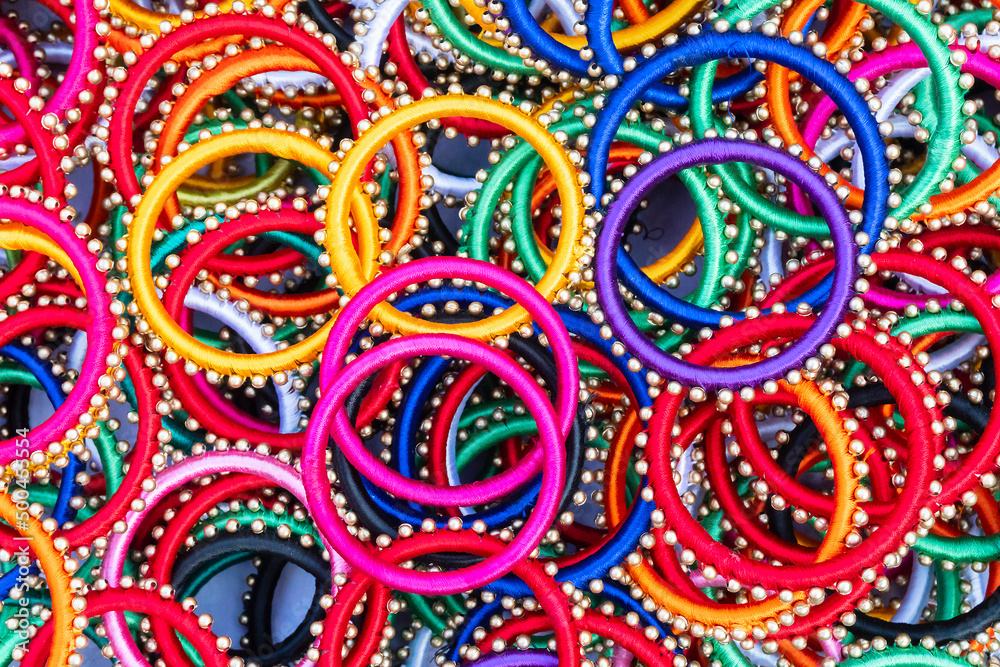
319;256;579;485
595;138;857;390
463;651;560;667
303;333;565;594
100;451;348;667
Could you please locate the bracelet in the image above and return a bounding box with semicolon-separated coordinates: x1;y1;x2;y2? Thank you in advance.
8;2;1000;665
596;139;855;388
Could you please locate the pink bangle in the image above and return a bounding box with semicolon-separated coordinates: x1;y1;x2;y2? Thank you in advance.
319;256;580;445
303;333;565;594
0;0;98;152
100;451;348;667
0;79;66;196
0;193;115;463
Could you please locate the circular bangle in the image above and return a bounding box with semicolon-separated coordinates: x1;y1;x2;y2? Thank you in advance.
170;530;330;667
0;488;78;667
589;30;887;258
596;139;855;389
110;14;370;215
754;0;962;224
126;128;347;377
0;193;116;467
100;451;347;667
303;333;565;593
322;94;588;338
318;257;579;441
792;41;993;225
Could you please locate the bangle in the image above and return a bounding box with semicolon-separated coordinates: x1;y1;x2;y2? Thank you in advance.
303;333;565;593
590;30;887;256
0;193;116;468
322;94;588;340
596;139;855;388
10;1;1000;664
100;450;348;666
0;488;78;667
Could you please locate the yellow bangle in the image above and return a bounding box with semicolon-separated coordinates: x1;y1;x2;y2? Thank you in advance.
126;127;374;378
107;0;237;32
550;0;702;50
642;220;704;283
324;93;588;340
0;223;83;287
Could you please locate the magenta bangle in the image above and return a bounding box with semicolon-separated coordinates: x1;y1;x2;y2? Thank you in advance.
0;195;115;462
319;255;580;448
303;333;565;594
793;41;1000;220
0;79;66;196
0;18;40;92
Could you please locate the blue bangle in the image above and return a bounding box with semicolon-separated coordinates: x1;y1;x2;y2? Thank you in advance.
0;344;76;601
589;31;886;325
500;0;762;99
342;287;652;535
447;495;656;657
1;344;78;524
588;30;887;255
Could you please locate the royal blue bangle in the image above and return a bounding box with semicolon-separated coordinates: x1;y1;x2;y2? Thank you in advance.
500;0;762;101
347;288;652;538
0;344;77;601
1;344;79;525
448;515;659;661
588;30;888;259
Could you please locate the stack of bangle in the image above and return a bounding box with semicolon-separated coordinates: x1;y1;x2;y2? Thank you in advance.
5;0;1000;666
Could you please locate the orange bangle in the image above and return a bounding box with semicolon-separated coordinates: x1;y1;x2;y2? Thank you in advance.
0;490;79;667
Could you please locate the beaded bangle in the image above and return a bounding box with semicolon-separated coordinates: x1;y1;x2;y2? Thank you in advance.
596;139;855;388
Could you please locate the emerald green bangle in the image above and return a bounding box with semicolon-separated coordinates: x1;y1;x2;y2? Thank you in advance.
693;0;962;233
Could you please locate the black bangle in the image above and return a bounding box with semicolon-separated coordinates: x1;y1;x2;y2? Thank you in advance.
243;551;330;666
172;529;331;667
4;382;32;436
299;0;356;49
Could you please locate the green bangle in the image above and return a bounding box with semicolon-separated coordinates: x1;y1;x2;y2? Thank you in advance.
421;0;534;75
693;0;963;233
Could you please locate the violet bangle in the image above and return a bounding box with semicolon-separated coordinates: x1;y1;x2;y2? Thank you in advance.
595;139;856;390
